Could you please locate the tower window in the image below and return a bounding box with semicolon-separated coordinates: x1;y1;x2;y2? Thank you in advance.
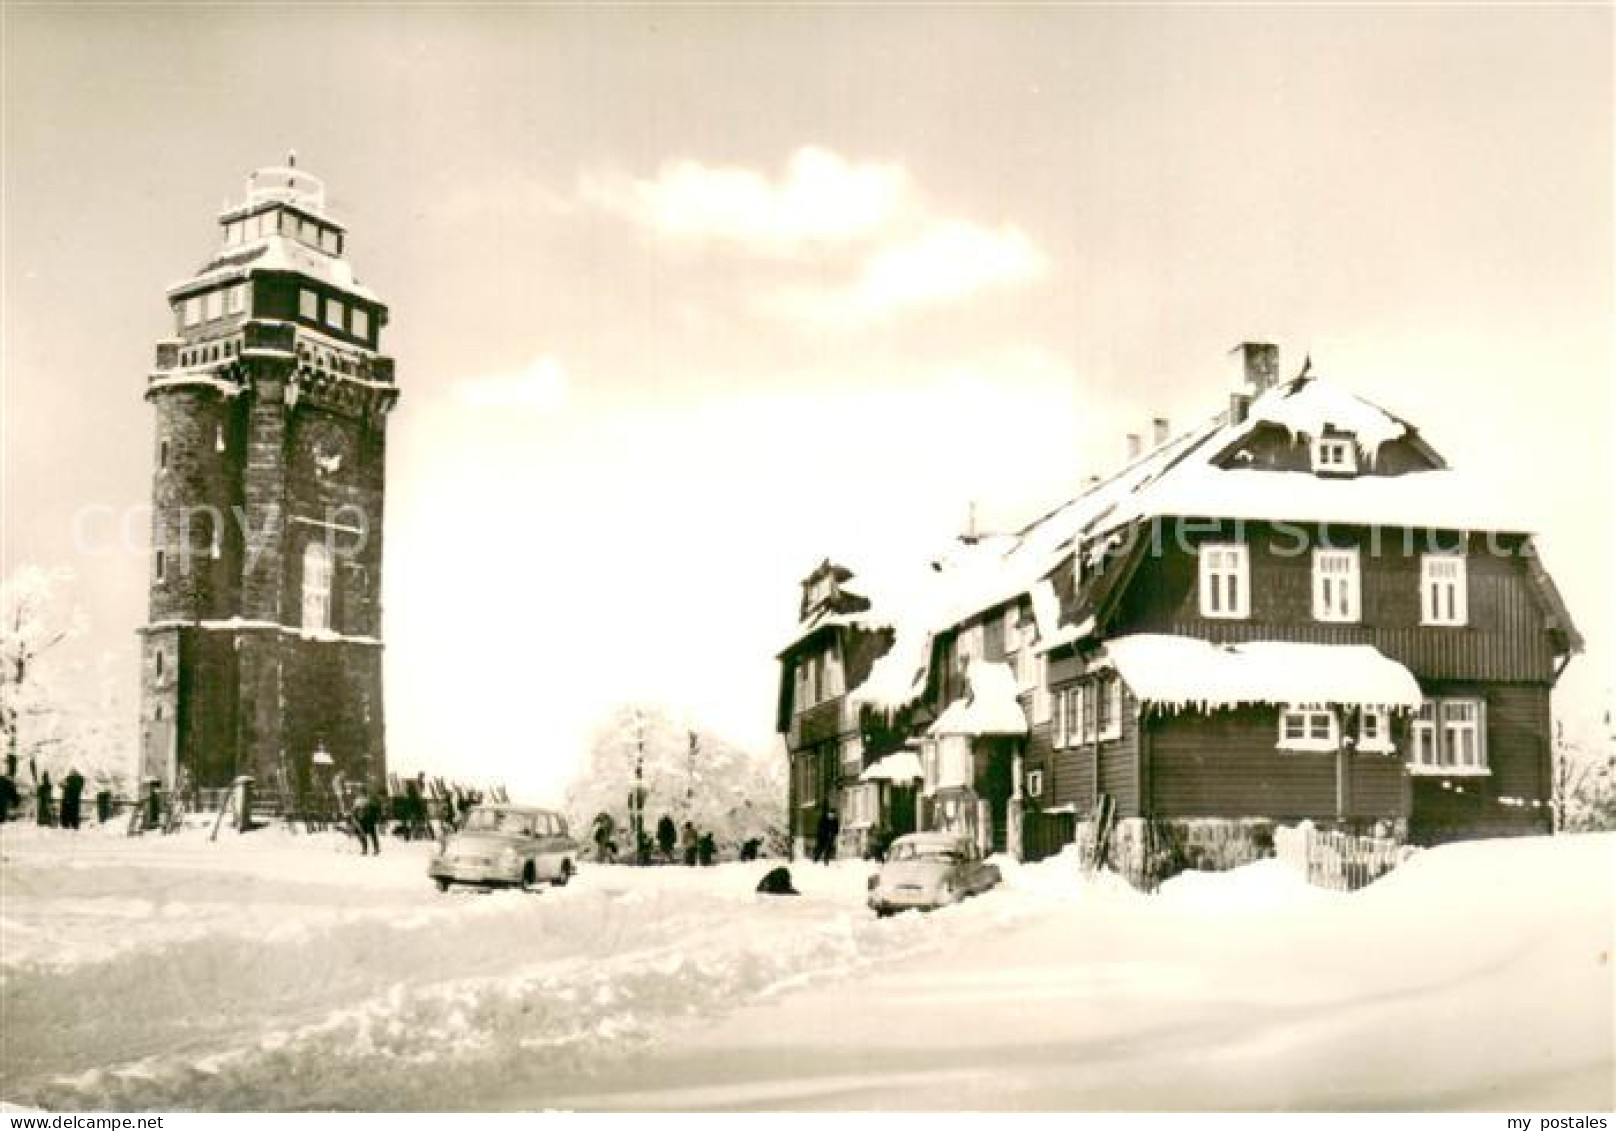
155;549;166;583
319;228;340;255
155;651;164;680
159;438;170;472
301;541;333;632
299;289;319;320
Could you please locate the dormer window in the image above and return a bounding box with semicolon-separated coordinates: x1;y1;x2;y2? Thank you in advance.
1312;435;1357;475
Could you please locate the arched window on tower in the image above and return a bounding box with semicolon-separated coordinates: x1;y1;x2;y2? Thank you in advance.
301;542;333;632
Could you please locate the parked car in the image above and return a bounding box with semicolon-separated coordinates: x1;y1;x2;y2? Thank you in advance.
866;831;1001;916
428;804;578;892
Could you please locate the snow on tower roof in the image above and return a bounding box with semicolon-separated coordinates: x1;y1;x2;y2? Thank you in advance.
169;236;379;302
1101;634;1424;713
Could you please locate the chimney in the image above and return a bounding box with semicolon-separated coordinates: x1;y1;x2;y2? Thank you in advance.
1126;433;1142;461
1152;417;1170;448
1231;341;1280;394
1229;391;1253;424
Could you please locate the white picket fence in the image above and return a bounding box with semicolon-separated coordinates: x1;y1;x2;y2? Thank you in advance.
1276;821;1418;892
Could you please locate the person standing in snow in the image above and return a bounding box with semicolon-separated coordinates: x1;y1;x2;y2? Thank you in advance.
60;768;85;830
0;764;18;823
821;807;841;864
680;820;698;866
696;831;716;866
353;792;382;856
35;771;54;827
812;806;833;864
656;814;677;862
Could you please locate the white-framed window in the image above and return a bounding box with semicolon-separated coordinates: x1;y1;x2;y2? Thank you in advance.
1026;769;1044;799
204;289;223;321
1409;697;1488;773
226;283;247;315
1442;700;1484;770
823;646;844;699
1199;542;1250;619
1100;676;1123;741
301;541;333;632
1421;553;1468;626
839;734;863;776
1079;682;1097;743
1054;685;1076;748
299;289;319;320
1312;435;1357;475
352;307;369;339
183;296;203;327
1357;706;1394;754
1278;704;1339;752
1313;548;1360;623
325;297;346;330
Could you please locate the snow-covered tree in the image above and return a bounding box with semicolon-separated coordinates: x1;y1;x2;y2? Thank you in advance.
563;705;786;858
0;566;86;783
1553;722;1616;833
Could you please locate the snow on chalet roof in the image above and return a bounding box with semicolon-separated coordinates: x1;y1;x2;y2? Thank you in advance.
834;370;1537;708
1103;634;1423;713
929;660;1029;737
860;751;924;783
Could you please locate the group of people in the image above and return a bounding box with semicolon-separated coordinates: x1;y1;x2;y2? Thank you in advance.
0;756;92;830
654;814;718;866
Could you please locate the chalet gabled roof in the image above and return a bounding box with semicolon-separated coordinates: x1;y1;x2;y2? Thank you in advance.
805;368;1580;713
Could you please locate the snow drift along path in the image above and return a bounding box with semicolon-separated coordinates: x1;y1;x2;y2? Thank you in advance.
0;823;982;1111
2;825;1610;1111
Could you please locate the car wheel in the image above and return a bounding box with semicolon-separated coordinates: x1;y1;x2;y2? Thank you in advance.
435;878;451;893
521;862;541;893
553;859;573;887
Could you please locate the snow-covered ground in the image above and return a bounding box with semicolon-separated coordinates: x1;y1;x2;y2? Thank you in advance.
2;821;1610;1111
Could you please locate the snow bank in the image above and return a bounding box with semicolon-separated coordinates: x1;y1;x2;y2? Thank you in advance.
1104;634;1423;712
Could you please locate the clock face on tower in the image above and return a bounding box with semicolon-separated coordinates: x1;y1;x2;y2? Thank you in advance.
301;417;351;478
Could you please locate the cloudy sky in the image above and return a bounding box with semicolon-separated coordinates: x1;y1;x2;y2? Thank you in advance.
3;6;1611;798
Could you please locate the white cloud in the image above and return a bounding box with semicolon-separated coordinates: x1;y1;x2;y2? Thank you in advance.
582;146;1049;322
452;356;568;413
581;146;908;253
769;219;1047;324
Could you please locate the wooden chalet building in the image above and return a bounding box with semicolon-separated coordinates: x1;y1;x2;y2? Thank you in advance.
775;343;1582;879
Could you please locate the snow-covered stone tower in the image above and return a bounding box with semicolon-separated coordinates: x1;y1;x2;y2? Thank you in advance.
139;159;397;804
